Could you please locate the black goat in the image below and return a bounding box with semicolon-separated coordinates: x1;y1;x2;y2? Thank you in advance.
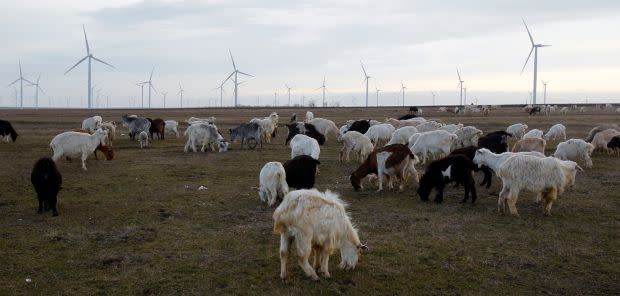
529;106;541;115
284;122;325;145
417;154;477;204
449;146;493;188
607;136;620;153
0;119;18;142
283;155;321;189
478;131;512;154
30;157;63;216
346;120;371;134
398;114;417;120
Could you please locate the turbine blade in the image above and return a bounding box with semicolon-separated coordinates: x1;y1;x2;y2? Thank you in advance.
237;71;254;77
83;24;90;54
228;49;236;70
223;71;235;83
36;74;41;84
22;78;35;85
539;44;552;47
7;78;20;87
457;68;462;80
360;61;368;77
150;83;157;93
91;56;115;69
38;85;46;95
149;67;154;81
522;19;535;45
520;47;534;74
65;56;88;74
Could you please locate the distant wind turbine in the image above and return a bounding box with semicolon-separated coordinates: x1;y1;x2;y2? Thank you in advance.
542;80;549;105
361;61;371;107
178;83;184;108
401;81;407;107
64;25;114;109
162;91;168;108
431;91;437;105
521;19;551;105
463;87;467;105
223;50;253;107
140;68;156;108
456;68;465;105
7;61;34;109
375;87;381;107
136;82;146;108
284;84;292;106
315;76;327;107
213;82;226;107
274;91;278;106
28;74;46;109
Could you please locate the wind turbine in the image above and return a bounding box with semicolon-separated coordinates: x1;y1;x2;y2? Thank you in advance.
28;74;45;109
457;69;464;105
431;91;437;105
463;87;467;105
162;91;168;108
223;50;253;107
213;81;226;107
401;81;407;107
375;87;381;107
315;76;326;107
361;61;371;107
136;82;146;108
64;24;114;109
7;61;34;109
284;84;292;106
140;68;156;108
542;80;549;104
178;83;184;108
521;19;551;105
274;91;278;106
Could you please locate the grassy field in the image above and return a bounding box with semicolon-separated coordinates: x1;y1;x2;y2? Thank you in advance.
0;107;619;295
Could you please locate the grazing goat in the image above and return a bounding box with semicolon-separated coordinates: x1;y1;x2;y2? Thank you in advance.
284;122;325;145
230;122;262;149
307;118;340;142
258;162;289;206
283;155;321;189
122;114;151;141
607;136;620;155
591;129;620;153
164;120;180;138
375;147;418;192
147;118;166;140
523;129;544;139
138;131;149;148
454;126;483;148
290;134;320;160
478;131;512;154
250;112;279;143
100;121;116;144
529;106;541;115
0;119;18;142
408;130;458;164
186;116;216;125
305;111;314;122
506;123;528;139
81;115;102;133
560;107;569;115
554;139;595;168
584;124;620;142
417;154;478;203
184;123;228;153
473;148;545;175
416;121;443;133
69;129;114;160
340;131;374;163
273;189;367;280
31;157;62;216
350;144;417;191
440;123;463;133
544;124;567;142
498;155;581;216
364;123;395;147
344;119;371;135
387;126;419;145
512;138;546;154
449;146;494;189
50;129;108;170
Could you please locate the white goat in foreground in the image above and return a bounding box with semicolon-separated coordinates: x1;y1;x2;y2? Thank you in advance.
273;189;367;280
290;134;320;159
258;162;289;207
553;139;595;168
50;129;108;170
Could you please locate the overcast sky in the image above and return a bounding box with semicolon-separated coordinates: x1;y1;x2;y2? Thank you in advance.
2;0;620;108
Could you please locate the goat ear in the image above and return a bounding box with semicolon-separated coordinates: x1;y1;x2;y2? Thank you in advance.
359;244;369;252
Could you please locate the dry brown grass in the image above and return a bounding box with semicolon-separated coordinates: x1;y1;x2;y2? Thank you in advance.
0;106;619;295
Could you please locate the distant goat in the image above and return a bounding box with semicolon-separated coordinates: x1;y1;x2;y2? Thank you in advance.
230;122;262;149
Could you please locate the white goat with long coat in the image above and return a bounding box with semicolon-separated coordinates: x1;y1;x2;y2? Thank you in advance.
591;129;620;153
184;123;228;153
512;138;546;154
164;120;180;138
498;155;581;216
339;131;374;163
364;123;395;147
454;126;483;148
473;148;545;175
544;124;567;142
50;129;108;170
81;115;102;133
408;130;458;164
273;189;367;280
258;162;289;207
307;118;340;142
250;112;279;143
440;123;463;133
506;123;528;139
523;128;544;139
290;134;320;159
387;126;419;145
553;139;595;168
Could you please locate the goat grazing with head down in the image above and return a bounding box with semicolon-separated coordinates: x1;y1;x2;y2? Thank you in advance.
0;119;19;143
31;157;62;216
350;144;418;192
273;189;368;280
417;154;478;203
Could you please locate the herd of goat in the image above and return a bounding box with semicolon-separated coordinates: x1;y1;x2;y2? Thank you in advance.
1;108;620;281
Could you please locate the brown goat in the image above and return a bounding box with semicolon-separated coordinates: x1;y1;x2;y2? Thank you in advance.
147;118;166;140
512;138;546;154
350;144;416;191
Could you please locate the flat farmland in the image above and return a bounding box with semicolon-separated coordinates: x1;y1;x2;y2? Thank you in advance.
0;106;618;295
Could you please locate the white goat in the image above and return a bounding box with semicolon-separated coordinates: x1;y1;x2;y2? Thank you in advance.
523;129;544;139
50;129;108;170
273;189;367;280
506;123;528;139
408;130;458;164
364;123;395;147
164;120;180;138
387;126;419;145
81;115;102;133
186;116;216;125
258;162;289;207
416;121;443;133
305;111;314;122
184;123;228;153
591;129;620;153
339;131;374;163
100;121;116;144
560;107;569;115
544;124;566;142
553;139;595;168
290;134;320;159
440;123;463;133
454;126;483;148
307;118;340;141
473;148;546;175
250;112;279;144
138;131;149;148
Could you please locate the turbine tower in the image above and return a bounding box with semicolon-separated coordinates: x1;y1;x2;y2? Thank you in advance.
285;84;292;106
213;81;226;107
7;61;34;109
401;81;407;107
375;87;381;107
463;87;467;105
65;25;114;109
361;61;371;107
431;91;437;105
223;50;253;107
140;68;156;108
542;81;548;104
136;82;146;108
178;83;184;108
29;74;46;109
457;69;464;105
162;91;168;108
315;76;326;107
521;19;551;105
